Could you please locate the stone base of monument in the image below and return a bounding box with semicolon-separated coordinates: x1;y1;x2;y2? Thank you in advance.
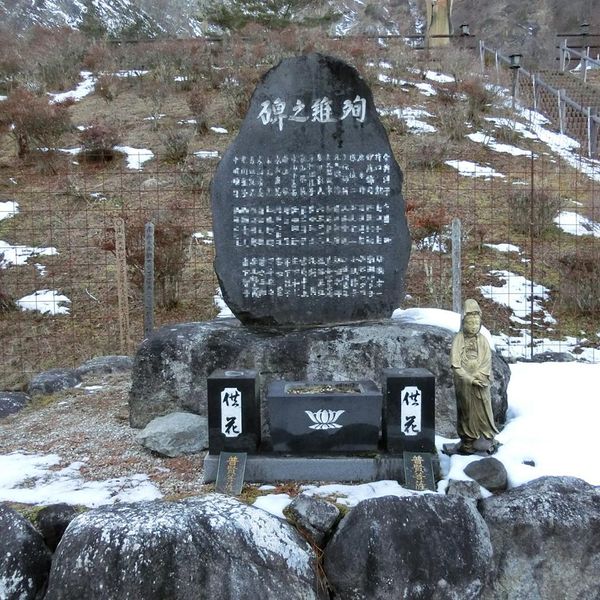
129;318;510;438
202;454;407;484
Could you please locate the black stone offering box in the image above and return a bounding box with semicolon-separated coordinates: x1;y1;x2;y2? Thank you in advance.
207;369;260;455
382;368;435;454
266;380;382;454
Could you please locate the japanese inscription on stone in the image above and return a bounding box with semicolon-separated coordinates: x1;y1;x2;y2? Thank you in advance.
401;385;422;437
211;53;410;326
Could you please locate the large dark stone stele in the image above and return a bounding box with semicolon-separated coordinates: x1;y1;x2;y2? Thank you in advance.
211;52;410;326
129;318;510;438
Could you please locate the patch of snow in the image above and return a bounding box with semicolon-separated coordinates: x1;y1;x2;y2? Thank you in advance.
0;201;18;221
49;71;96;104
113;70;148;78
467;132;532;157
445;160;505;178
485;117;538;140
253;493;291;518
302;480;426;507
194;150;219;159
332;9;358;36
514;106;600;182
214;288;234;319
0;95;7;101
210;126;228;134
114;146;154;170
192;231;214;245
415;82;437;96
0;452;161;507
425;70;454;83
0;240;58;268
554;211;600;237
480;270;555;325
17;290;71;315
491;330;598;362
496;363;600;486
379;107;436;133
143;114;165;121
58;147;82;156
377;73;410;87
484;243;521;253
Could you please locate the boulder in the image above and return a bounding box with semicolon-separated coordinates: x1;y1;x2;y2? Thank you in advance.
76;355;133;377
137;412;209;457
479;476;600;600
0;391;29;418
285;494;340;546
28;369;81;396
0;505;51;600
324;495;493;599
34;504;79;552
45;494;318;600
446;479;483;501
463;457;508;493
129;318;510;437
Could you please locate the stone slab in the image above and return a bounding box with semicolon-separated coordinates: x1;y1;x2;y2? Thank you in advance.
211;53;410;326
203;455;406;483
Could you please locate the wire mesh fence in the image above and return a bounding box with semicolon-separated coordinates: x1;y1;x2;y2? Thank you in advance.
2;144;599;388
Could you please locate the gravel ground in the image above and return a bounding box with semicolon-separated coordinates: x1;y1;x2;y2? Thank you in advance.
0;370;208;503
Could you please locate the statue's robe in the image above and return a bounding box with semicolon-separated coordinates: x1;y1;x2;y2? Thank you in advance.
450;331;499;447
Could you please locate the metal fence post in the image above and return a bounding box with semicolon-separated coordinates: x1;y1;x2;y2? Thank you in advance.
479;40;485;74
589;107;599;158
560;38;567;71
558;89;565;134
144;222;155;338
451;218;462;314
495;50;500;83
114;218;131;355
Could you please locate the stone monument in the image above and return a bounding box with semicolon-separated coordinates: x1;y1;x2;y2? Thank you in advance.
129;54;510;483
211;52;411;326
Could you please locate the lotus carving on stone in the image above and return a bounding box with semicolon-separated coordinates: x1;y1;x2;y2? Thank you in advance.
305;409;345;430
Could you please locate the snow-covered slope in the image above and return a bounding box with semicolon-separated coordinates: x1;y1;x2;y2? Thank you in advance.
0;0;420;38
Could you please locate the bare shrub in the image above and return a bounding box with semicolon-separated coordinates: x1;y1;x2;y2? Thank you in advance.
98;201;195;309
83;42;115;72
559;249;600;315
95;74;121;103
436;46;480;84
460;78;498;124
435;103;468;141
25;27;87;91
509;189;561;237
0;256;16;313
404;135;450;169
179;156;210;192
187;88;209;134
406;198;448;251
79;120;122;162
160;129;191;164
0;31;22;92
222;67;259;124
0;88;72;157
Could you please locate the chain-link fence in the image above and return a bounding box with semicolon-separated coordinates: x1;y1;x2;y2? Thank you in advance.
2;145;599;388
